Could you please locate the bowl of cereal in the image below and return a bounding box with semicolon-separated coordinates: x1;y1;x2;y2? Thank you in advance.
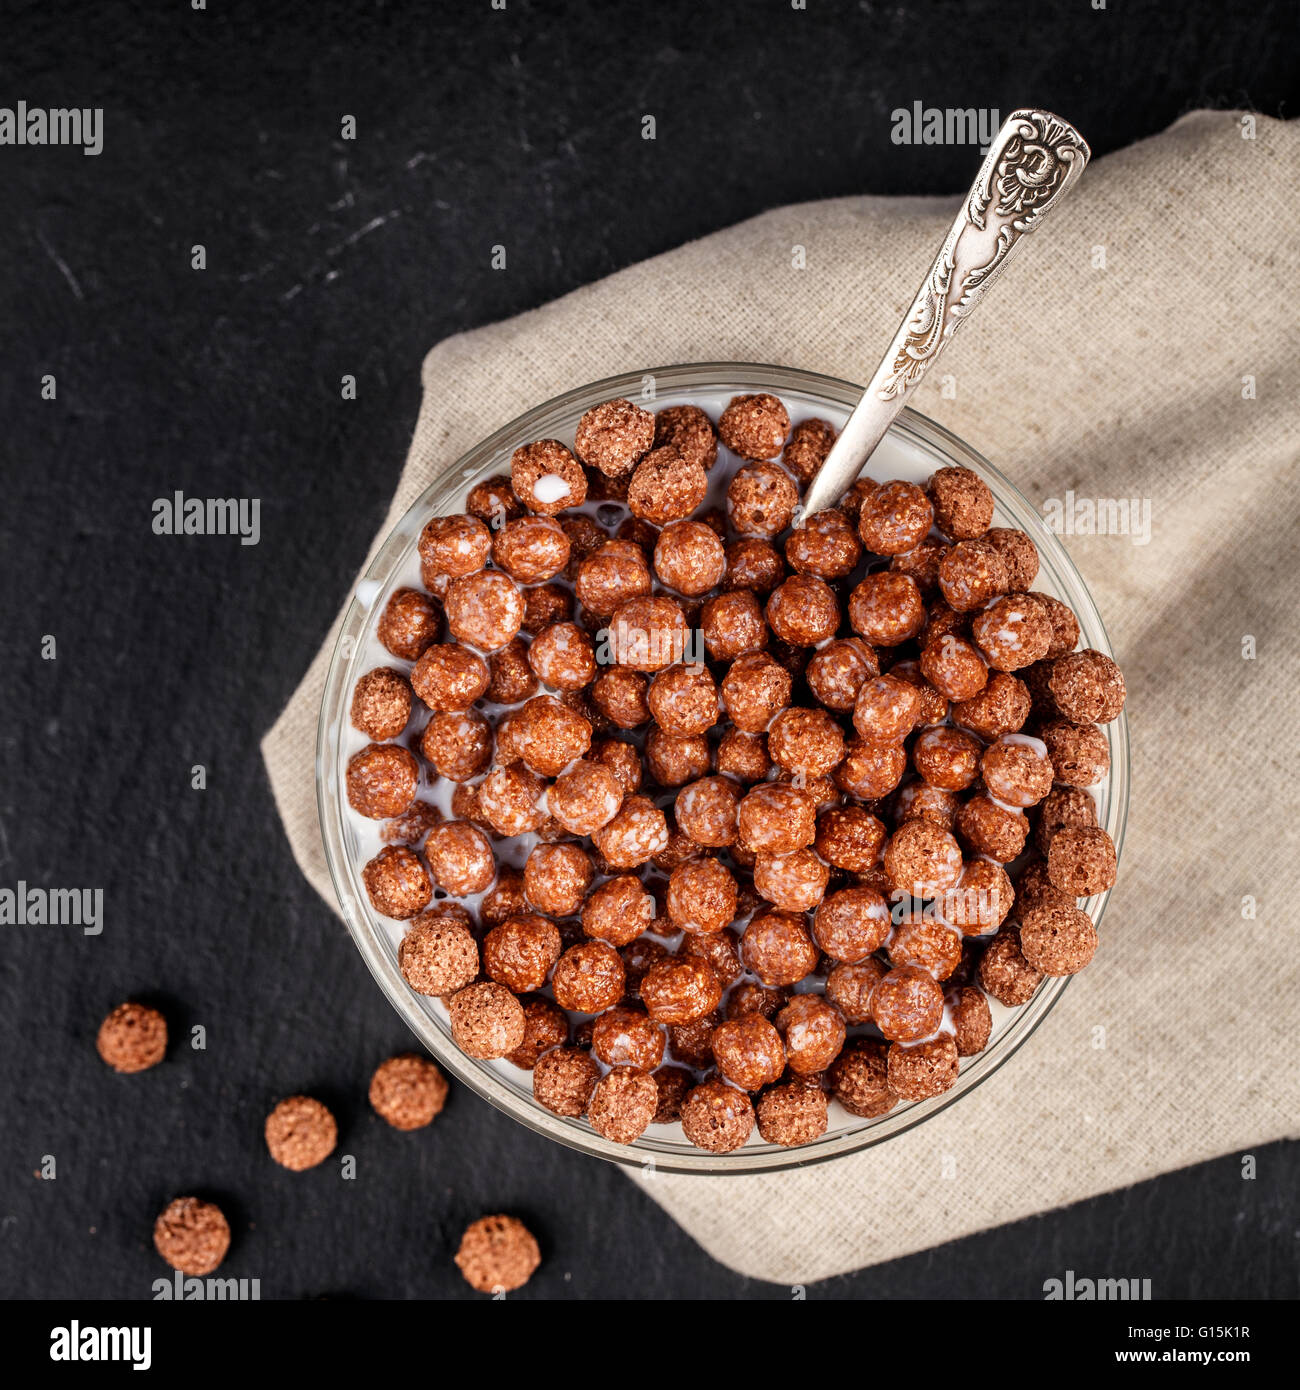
317;362;1129;1174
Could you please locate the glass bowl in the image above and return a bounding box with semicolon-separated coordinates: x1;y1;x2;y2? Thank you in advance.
317;362;1129;1175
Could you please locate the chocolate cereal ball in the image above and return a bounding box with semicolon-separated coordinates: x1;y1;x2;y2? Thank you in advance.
363;845;433;919
766;573;839;646
265;1095;337;1171
894;780;960;830
887;1035;959;1101
952;671;1031;739
872;965;945;1043
812;886;891;961
523;579;576;634
418;513;492;582
399;912;479;996
700;591;767;661
977;925;1044;1005
828;1039;897;1118
533;1046;599;1116
853;673;923;745
454;1214;541;1294
591;794;669;868
369;1053;448;1130
652;1065;695;1123
641;957;722;1025
608;595;689;671
448;982;527;1060
524;843;593;917
493;514;570;584
956;795;1029;863
548;760;624;836
411;643;490;715
420;710;493;783
527;621;597;691
680;1079;755;1153
575;397;655;477
984;527;1039;591
628;446;709;525
888;912;962;979
857;480;935;555
667;858;737;935
1047;825;1117;897
1019;901;1099;975
668;1012;720;1068
654;520;726;596
351;667;413;741
591;1007;667;1071
1039;718;1110;787
927;465;993;540
756;1080;829;1147
511;695;593;775
444;570;525;651
1031;590;1082;658
466;474;523;528
727;460;798;537
884;819;963;897
487;638;539;704
576;540;652;616
920;634;989;702
1034;785;1099;856
938;539;1010;612
848;572;925;646
552;940;625;1013
721;652;791;732
826;958;887;1024
483;914;562;993
95;1001;167;1074
835;738;908;800
346;743;420;820
647;663;718;735
582;875;654;946
981;735;1054;808
753;848;830;912
511;438;586;514
590;668;650;728
588;1066;658;1144
785;508;862;579
767;707;845;779
724;537;786;592
806;637;878;712
776;995;846;1074
737;782;816;854
153;1197;231;1276
711;1016;786;1090
913;726;982;791
377;587;441;660
815;805;887;873
938;858;1014;936
425;821;496;895
507;996;569;1069
1048;649;1127;723
644;727;709;787
892;540;950;595
718;393;790;460
740;911;819;987
949;985;993;1055
654;403;718;471
675;775;740;847
972;594;1054;672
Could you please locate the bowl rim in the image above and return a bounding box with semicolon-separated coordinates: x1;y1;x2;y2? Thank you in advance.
316;360;1130;1175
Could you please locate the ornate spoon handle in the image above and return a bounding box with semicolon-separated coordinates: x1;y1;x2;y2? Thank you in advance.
800;109;1090;519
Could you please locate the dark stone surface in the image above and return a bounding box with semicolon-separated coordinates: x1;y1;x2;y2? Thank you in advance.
0;0;1293;1300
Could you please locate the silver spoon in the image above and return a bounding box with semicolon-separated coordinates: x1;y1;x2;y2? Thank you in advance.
799;108;1090;520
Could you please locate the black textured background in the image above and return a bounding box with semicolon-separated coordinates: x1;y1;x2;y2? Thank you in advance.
0;0;1294;1301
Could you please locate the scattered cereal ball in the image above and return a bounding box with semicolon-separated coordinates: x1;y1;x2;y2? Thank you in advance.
680;1079;755;1153
776;994;846;1074
419;514;492;584
369;1053;448;1130
913;727;982;791
834;738;908;800
888;911;962;979
725;460;796;537
480;871;527;928
872;965;945;1042
575;540;652;618
972;594;1054;672
1039;718;1110;787
938;539;1010;612
641;957;723;1024
522;844;592;918
466;474;523;527
654;520;726;596
448;981;527;1060
756;1081;828;1147
984;527;1038;590
740;911;819;987
492;514;570;584
927;465;993;540
922;597;970;646
668;1012;720;1068
1019;900;1099;976
720;651;792;731
654;403;718;471
675;775;741;847
888;659;950;726
588;1066;658;1144
1048;649;1127;723
627;445;709;525
891;540;949;595
511;694;593;775
977;925;1044;1005
444;570;525;651
920;633;989;702
852;673;922;744
949;986;993;1055
737;783;816;854
785;508;861;578
778;416;835;483
980;732;1054;809
711;1016;786;1090
767;707;845;779
725;982;789;1024
96;1001;167;1074
1034;782;1100;854
815;805;887;872
1047;825;1117;897
766;573;839;646
510;438;586;514
420;710;492;782
454;1214;541;1294
956;795;1029;863
590;668;649;729
1030;591;1081;658
642;727;707;786
533;1046;599;1116
363;845;433;918
575;398;655;476
410;643;489;713
938;858;1014;936
591;794;669;869
351;667;413;741
806;637;878;712
377;587;441;660
724;537;786;593
887;1035;959;1100
589;1007;664;1071
1021;659;1060;722
668;858;738;934
591;737;643;796
826;958;887;1024
399;912;479;995
425;821;496;896
265;1095;337;1171
894;780;960;829
1014;860;1075;915
547;760;622;837
718;393;790;460
526;622;596;692
848;572;925;646
812;886;890;962
552;940;625;1013
486;637;540;704
483;914;562;993
698;593;765;666
647;663;719;736
508;996;570;1069
524;584;575;636
153;1197;231;1275
952;670;1031;739
652;1065;694;1123
346;743;419;820
607;595;689;671
828;1039;897;1118
858;480;935;555
884;819;963;897
621;938;672;1001
580;875;653;946
682;927;743;986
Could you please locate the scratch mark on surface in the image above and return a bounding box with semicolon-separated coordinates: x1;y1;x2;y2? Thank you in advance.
325;210;402;258
35;229;84;301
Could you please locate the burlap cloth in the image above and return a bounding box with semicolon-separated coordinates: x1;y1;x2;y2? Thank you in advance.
264;112;1300;1283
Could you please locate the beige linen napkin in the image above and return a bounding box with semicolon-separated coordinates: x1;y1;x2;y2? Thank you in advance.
264;111;1300;1283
